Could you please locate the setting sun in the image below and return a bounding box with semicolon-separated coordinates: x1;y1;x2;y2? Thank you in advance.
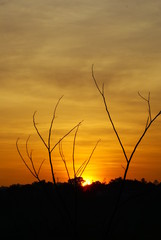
82;178;92;187
0;0;161;188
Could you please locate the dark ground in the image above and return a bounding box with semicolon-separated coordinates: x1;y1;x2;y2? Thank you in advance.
0;178;161;240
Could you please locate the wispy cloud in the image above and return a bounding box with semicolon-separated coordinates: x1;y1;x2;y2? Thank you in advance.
0;0;161;185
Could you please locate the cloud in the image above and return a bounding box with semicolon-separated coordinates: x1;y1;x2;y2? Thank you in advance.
0;0;161;186
1;2;160;82
0;1;161;117
0;0;10;5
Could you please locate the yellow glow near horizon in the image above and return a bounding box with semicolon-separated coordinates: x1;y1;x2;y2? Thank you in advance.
82;178;92;187
0;1;161;187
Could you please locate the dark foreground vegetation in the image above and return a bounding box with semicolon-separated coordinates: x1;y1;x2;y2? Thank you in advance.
0;178;161;240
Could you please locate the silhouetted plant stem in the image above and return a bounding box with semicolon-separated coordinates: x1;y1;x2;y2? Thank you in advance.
79;139;100;177
59;122;100;239
92;65;161;240
16;137;45;181
92;65;128;163
71;128;100;238
59;141;71;181
72;125;79;238
17;96;86;239
32;97;85;233
33;97;83;185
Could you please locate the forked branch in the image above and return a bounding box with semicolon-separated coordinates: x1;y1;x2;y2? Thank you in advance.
59;141;71;181
48;96;64;149
59;123;100;183
26;135;37;178
71;124;100;181
32;96;83;185
16;137;45;181
51;121;83;153
33;111;48;149
92;65;161;239
92;64;128;163
138;91;152;127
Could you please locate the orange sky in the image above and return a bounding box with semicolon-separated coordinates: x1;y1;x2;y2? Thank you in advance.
0;0;161;186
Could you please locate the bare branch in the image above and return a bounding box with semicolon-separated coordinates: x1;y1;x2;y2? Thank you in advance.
92;65;128;163
76;159;87;177
48;96;63;149
138;91;152;123
138;91;148;102
148;92;150;101
103;109;161;239
33;111;48;149
145;116;149;129
92;66;161;239
79;139;101;177
25;135;31;159
148;92;152;122
17;137;46;181
102;83;105;95
25;135;37;177
59;141;71;181
16;138;37;179
127;110;161;166
51;121;83;153
92;64;103;95
37;159;46;176
72;124;80;178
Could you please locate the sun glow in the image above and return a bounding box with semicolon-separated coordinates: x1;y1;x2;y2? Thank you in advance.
82;178;92;187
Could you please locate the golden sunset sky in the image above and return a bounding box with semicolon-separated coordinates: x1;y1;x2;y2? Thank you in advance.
0;0;161;186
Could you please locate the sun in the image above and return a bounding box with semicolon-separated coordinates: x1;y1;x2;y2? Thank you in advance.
82;178;92;187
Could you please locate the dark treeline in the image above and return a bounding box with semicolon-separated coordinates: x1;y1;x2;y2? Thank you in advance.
1;178;161;240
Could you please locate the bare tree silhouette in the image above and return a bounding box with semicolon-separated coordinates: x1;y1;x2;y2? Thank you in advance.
32;96;83;185
92;64;161;239
16;95;100;240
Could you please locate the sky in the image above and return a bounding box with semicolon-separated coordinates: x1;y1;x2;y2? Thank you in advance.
0;0;161;186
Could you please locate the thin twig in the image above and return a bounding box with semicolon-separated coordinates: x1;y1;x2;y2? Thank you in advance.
92;64;128;163
16;138;39;180
33;97;83;185
128;111;161;166
48;96;63;149
59;141;71;181
33;111;48;149
25;135;38;178
79;139;101;177
92;66;161;240
73;124;80;178
37;159;46;176
76;159;87;177
138;91;152;123
51;121;83;153
103;111;161;239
